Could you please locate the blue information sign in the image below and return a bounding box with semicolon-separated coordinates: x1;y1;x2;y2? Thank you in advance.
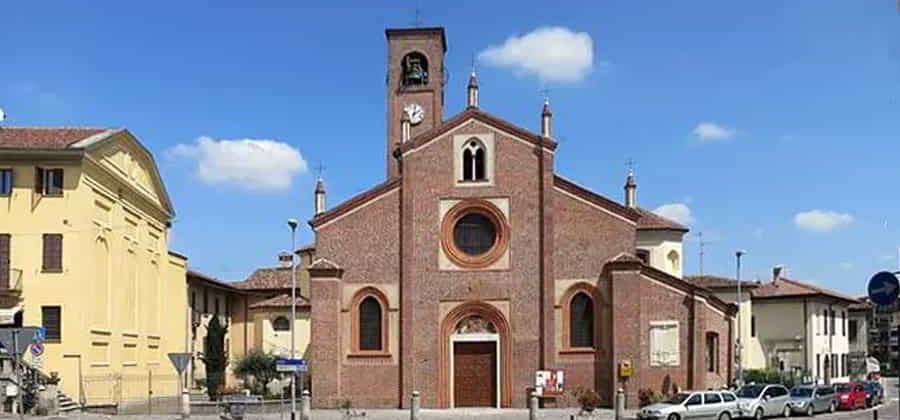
868;271;900;306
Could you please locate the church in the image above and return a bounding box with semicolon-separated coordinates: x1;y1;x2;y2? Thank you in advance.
307;26;736;409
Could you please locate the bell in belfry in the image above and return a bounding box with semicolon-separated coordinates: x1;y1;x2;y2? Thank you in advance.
403;55;427;86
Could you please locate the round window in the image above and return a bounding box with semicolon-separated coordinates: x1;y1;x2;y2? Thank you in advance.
453;213;497;256
441;199;509;269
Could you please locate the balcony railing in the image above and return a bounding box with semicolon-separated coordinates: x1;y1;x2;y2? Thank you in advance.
0;269;24;296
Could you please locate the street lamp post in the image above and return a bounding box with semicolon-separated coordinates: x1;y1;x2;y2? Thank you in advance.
287;219;298;420
735;250;747;387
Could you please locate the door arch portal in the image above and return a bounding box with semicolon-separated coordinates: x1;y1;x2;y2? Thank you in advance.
438;301;512;408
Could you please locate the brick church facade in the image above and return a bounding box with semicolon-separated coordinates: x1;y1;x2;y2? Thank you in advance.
307;27;735;409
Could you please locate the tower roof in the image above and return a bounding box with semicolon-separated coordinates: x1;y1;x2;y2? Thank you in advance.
468;71;478;88
385;27;447;52
315;178;325;193
542;99;552;117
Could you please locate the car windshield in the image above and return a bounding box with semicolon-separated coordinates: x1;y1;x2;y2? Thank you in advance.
666;393;692;404
835;384;852;392
790;388;812;397
736;385;766;398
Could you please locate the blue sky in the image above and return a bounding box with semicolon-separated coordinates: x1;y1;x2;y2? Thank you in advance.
3;1;899;294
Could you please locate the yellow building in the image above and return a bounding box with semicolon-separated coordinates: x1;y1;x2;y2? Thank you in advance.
0;127;187;407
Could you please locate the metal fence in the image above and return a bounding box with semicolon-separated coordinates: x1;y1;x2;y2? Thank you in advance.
81;371;180;414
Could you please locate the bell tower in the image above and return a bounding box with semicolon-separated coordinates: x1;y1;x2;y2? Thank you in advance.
385;27;447;178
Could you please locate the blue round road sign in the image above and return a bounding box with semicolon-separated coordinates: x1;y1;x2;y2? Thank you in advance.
868;271;900;306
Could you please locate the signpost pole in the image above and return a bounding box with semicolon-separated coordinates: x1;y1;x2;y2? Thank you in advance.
12;331;22;420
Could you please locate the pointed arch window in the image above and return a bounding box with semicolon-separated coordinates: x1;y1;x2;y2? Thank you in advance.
462;139;487;182
569;292;594;348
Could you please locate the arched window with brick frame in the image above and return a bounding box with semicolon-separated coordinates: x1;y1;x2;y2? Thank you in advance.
350;287;390;354
561;283;601;352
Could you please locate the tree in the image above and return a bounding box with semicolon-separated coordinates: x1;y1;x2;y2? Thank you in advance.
202;316;228;399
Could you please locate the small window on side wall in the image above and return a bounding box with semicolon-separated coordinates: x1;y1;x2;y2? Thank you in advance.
461;139;487;182
35;168;64;196
0;169;12;195
272;316;290;332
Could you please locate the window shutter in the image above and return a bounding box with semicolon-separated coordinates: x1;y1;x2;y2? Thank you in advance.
42;306;61;341
569;293;594;348
0;234;9;289
35;167;44;194
42;234;62;271
359;297;382;351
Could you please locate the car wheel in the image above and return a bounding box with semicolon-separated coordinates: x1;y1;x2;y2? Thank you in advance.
718;412;731;420
830;401;836;413
783;405;791;417
754;407;764;420
667;414;679;420
805;405;813;416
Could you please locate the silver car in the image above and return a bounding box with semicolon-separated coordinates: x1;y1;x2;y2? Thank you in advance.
788;385;836;416
735;384;791;419
638;390;741;420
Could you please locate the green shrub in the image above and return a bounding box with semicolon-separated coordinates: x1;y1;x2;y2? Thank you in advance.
233;350;279;396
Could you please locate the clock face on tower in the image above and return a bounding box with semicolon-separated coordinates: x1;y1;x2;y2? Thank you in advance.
403;103;425;125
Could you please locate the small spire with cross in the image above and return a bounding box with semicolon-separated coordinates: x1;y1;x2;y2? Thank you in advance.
626;158;636;175
315;162;326;180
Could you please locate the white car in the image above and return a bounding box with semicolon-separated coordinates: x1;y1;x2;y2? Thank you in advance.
735;384;791;419
639;390;740;420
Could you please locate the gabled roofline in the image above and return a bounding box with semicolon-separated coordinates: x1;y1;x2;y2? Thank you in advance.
82;129;176;218
605;258;737;316
309;178;401;228
553;175;642;223
394;108;557;158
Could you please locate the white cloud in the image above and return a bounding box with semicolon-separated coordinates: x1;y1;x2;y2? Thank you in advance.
692;122;736;141
478;27;594;83
839;261;854;271
793;210;854;233
169;136;307;191
653;203;695;225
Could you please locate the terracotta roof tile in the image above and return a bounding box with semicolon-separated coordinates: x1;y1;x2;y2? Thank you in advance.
233;267;303;290
0;127;111;149
249;293;310;309
685;275;761;290
751;277;860;304
187;269;243;292
635;208;689;232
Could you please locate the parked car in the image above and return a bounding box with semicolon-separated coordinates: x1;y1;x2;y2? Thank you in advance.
788;385;836;416
863;380;884;407
735;383;791;419
638;390;740;420
833;382;866;410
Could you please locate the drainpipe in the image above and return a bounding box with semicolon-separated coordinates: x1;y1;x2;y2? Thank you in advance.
803;299;809;380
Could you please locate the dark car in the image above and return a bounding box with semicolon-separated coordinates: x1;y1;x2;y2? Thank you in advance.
863;381;884;407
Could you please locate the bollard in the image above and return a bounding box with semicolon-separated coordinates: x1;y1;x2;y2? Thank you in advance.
410;391;421;420
873;408;878;420
615;388;625;420
529;391;538;420
301;390;311;420
182;386;191;419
